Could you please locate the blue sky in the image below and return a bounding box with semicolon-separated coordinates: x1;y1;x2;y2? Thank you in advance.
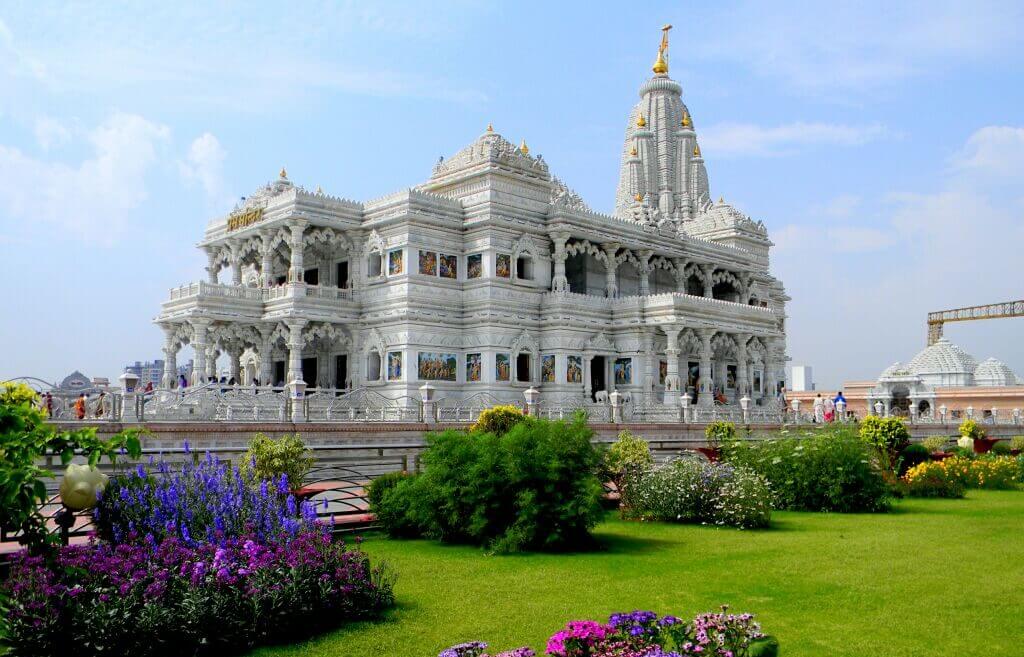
1;1;1023;389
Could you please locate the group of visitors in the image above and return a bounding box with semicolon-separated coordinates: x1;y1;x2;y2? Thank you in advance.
812;391;847;423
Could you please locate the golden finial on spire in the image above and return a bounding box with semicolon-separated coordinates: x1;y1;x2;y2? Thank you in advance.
636;113;647;128
718;195;724;204
634;193;644;202
519;139;529;155
316;185;323;194
693;143;701;157
486;122;494;132
630;145;638;157
279;166;288;179
681;111;691;128
652;24;671;74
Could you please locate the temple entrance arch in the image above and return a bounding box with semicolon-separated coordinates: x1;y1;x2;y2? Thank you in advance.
591;355;606;401
891;385;911;416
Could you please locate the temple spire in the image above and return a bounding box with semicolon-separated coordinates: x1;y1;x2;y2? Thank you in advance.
652;24;671;74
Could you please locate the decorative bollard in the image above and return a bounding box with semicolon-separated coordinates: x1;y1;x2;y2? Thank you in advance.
419;383;436;424
523;386;540;417
287;378;307;423
791;398;801;424
680;393;691;423
836;399;846;422
609;391;623;424
739;395;751;425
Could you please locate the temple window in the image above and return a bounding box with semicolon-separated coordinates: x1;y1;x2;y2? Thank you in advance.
516;255;534;281
367;252;383;277
516;353;531;382
367;351;382;381
336;261;349;288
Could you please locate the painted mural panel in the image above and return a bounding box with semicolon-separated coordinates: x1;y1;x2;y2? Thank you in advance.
467;254;482;279
419;250;437;276
386;352;403;381
566;355;582;383
440;254;458;279
418;352;457;381
388;250;403;275
495;353;511;381
495;253;511;278
614;358;632;385
465;353;482;382
541;355;555;383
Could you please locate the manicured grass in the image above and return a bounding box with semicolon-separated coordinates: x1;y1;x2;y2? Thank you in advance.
253;491;1024;657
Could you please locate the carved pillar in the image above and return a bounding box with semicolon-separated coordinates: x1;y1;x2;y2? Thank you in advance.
638;250;653;296
161;325;178;389
230;243;243;286
286;320;307;383
673;257;687;293
642;330;655;398
663;325;682;406
702;264;714;298
206;347;219;381
205;249;219;284
190;320;210;385
604;243;620;298
698;328;715;407
258;325;274;386
260;231;274;287
583;354;593;399
549;231;570;293
228;343;241;383
739;272;752;304
288;220;308;283
735;333;750;402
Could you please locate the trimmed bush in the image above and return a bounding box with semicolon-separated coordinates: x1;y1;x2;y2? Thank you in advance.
898;443;931;476
921;436;949;453
723;428;892;512
623;459;772;529
241;432;313;491
990;441;1012;456
859;416;911;472
372;415;604;552
470;404;525;436
705;420;737;446
958;418;986;440
602;429;653;486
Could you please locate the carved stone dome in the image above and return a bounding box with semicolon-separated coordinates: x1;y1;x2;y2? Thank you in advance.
905;338;977;386
973;357;1018;387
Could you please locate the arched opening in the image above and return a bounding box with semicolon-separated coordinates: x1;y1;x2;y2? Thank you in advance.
891;385;911;416
367;252;383;278
367;351;382;382
712;281;739;302
685;274;703;296
516;353;532;382
515;256;534;281
918;399;931;416
651;268;674;295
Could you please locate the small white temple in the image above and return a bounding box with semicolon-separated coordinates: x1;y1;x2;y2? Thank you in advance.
154;27;790;409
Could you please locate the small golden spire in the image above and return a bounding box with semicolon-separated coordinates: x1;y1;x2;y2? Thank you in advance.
634;193;644;202
681;111;691;127
279;166;287;179
486;122;494;132
718;195;724;204
519;139;529;155
652;24;672;74
693;143;701;157
316;185;323;194
636;113;647;128
630;145;638;157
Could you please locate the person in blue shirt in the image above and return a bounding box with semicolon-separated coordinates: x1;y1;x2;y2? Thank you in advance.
834;391;847;405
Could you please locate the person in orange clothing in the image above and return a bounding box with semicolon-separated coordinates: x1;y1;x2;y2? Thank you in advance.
73;394;87;420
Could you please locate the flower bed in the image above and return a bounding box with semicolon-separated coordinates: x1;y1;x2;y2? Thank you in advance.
439;607;777;657
3;530;394;656
903;455;1021;497
623;459;773;529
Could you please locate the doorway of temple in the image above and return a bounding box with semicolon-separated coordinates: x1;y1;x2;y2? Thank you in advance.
301;358;318;387
891;385;911;416
334;355;348;390
591;356;606;401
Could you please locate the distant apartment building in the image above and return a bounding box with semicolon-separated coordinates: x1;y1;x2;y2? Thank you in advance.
124;360;165;389
789;365;814;392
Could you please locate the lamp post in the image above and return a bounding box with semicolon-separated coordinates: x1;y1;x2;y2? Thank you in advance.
791;399;801;424
836;399;846;422
939;404;948;424
739;395;751;425
874;401;884;417
1013;408;1021;426
609;391;623;424
288;378;307;423
118;371;141;422
965;406;974;420
680;393;691;423
419;383;436;424
524;386;540;417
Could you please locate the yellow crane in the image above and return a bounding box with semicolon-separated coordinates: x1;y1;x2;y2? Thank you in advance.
927;300;1024;345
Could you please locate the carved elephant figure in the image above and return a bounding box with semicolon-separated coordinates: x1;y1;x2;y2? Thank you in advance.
595;390;609;404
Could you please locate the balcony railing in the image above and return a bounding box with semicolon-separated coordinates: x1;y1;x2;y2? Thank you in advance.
169;281;356;303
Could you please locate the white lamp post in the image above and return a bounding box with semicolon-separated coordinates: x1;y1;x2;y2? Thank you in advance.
288;378;307;423
791;398;801;424
939;404;948;424
739;395;751;425
524;386;540;417
419;383;436;424
836;399;846;422
680;393;691;423
874;401;884;417
966;406;974;420
609;391;623;424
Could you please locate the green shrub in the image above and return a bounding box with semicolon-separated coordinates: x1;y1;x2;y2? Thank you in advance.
858;416;911;472
374;415;604;552
623;459;772;529
723;427;891;512
1017;455;1024;483
990;441;1012;455
367;470;412;510
921;436;949;453
1011;436;1024;452
705;420;737;446
951;446;976;460
898;443;931;476
470;404;525;436
603;429;653;481
958;418;986;440
242;433;313;491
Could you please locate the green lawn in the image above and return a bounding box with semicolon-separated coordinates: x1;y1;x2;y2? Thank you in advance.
253;491;1024;657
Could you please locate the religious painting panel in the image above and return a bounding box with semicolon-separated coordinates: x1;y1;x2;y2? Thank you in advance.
386;351;403;381
440;254;458;279
418;352;457;381
495;353;511;382
495;253;511;279
388;250;403;275
541;355;555;383
467;254;482;279
465;353;482;382
566;355;582;384
614;358;632;385
419;250;437;276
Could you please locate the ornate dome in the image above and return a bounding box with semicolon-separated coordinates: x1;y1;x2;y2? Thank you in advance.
880;362;912;379
688;199;768;237
905;338;977;386
973;357;1018;387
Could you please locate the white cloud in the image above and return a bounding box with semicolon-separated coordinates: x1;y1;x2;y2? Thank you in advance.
33;117;71;151
0;112;170;244
819;194;862;219
0;17;46;79
701;122;890;157
179;133;228;206
952;126;1024;179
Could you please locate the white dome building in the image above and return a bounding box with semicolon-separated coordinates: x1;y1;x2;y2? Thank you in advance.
866;338;1023;419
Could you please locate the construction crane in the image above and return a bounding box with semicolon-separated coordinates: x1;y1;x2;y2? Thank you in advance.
927;300;1024;345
